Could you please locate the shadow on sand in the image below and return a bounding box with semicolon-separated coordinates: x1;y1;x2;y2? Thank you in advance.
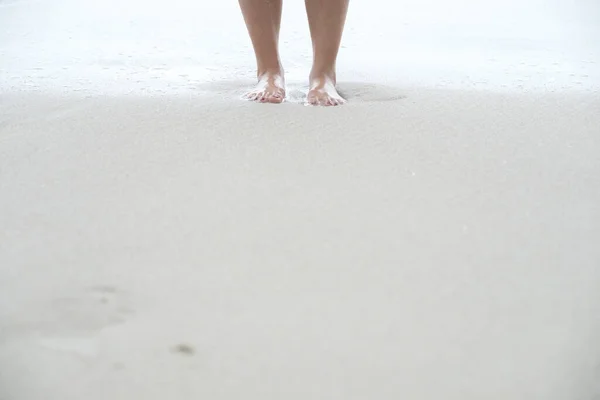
194;80;407;104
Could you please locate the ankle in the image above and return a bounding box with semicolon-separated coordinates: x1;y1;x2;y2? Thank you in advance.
309;67;336;83
257;62;283;78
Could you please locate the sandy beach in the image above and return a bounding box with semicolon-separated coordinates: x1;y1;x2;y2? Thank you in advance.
1;0;600;399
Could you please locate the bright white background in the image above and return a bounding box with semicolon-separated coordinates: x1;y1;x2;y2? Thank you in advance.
1;0;599;95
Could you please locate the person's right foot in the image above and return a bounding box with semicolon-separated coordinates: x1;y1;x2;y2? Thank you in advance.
243;71;285;104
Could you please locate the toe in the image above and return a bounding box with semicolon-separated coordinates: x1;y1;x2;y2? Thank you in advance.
267;91;284;103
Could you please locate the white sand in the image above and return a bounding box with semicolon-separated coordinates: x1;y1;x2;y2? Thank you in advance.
1;0;600;399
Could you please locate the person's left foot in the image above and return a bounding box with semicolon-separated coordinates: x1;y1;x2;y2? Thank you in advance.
306;73;346;106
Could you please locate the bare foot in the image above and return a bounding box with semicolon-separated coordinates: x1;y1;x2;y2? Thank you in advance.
243;71;285;104
307;74;346;106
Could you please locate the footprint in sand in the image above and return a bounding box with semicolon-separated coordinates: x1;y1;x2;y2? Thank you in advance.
48;285;134;334
3;286;136;358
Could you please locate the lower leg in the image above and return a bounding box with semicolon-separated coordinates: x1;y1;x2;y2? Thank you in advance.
305;0;349;105
239;0;285;102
